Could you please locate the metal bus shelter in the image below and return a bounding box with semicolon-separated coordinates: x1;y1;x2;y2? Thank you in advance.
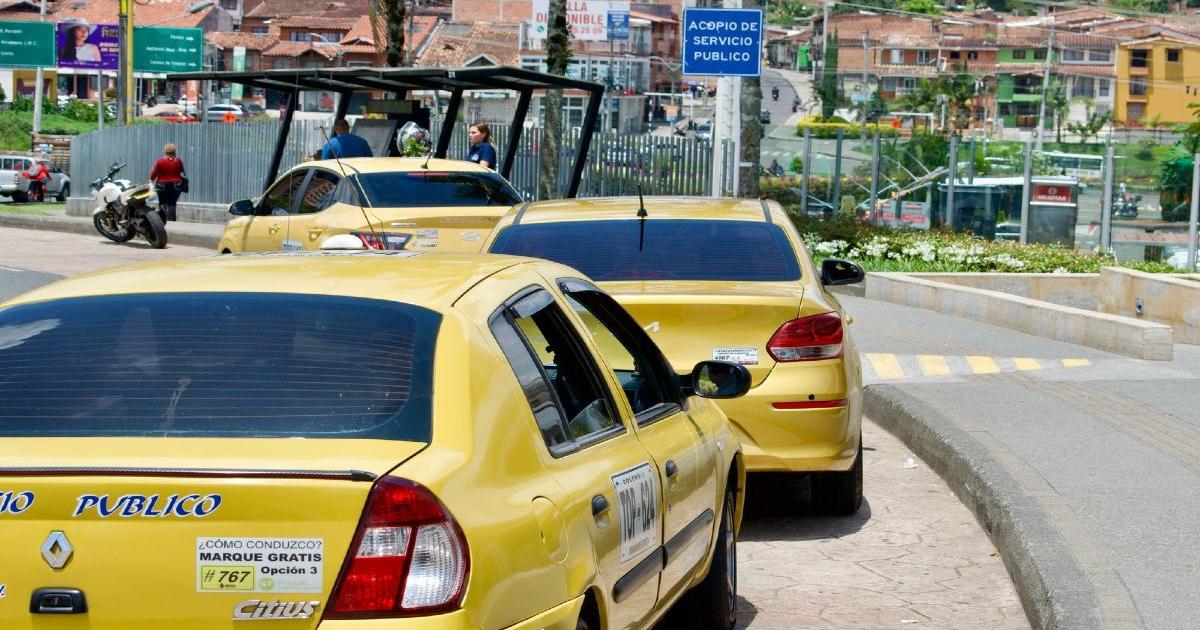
165;66;605;198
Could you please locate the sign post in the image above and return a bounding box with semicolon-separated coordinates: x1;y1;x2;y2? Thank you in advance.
133;26;203;73
0;21;55;68
682;7;762;197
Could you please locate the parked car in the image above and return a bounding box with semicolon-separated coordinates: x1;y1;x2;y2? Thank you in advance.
0;157;68;202
0;251;750;630
218;158;524;254
486;197;867;514
205;104;244;121
153;110;197;124
240;102;266;117
695;121;713;140
760;109;771;124
994;221;1021;242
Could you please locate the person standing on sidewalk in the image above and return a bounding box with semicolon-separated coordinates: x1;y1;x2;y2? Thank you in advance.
22;160;50;202
150;143;186;222
466;123;496;170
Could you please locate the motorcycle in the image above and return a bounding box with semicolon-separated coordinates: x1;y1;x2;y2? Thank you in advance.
90;162;168;249
771;86;780;101
1114;193;1140;219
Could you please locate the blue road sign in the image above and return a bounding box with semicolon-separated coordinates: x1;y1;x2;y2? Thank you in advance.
682;8;763;77
607;11;629;41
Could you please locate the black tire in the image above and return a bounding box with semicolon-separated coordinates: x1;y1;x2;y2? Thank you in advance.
142;210;168;249
813;440;864;516
57;184;69;202
93;210;134;243
679;490;737;630
11;192;28;204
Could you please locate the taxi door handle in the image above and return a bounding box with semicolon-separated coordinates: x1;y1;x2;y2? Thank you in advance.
268;224;281;235
591;495;609;517
665;460;679;478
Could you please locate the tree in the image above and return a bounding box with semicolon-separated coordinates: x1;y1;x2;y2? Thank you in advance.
900;0;942;14
1065;106;1111;145
368;0;406;66
538;0;572;201
818;30;839;119
740;0;763;197
1047;82;1068;144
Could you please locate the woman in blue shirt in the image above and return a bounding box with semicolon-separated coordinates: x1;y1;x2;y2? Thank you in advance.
467;122;497;170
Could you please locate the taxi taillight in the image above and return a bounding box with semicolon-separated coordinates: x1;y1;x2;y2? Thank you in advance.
767;312;844;361
326;477;469;618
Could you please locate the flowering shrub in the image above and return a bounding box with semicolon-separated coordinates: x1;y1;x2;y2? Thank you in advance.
789;213;1179;274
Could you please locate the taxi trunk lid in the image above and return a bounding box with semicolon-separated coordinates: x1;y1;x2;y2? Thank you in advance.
600;280;804;385
0;438;423;630
365;205;511;252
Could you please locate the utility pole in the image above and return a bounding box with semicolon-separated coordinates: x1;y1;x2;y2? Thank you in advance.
820;0;830;81
1034;21;1054;152
118;0;134;125
32;0;46;139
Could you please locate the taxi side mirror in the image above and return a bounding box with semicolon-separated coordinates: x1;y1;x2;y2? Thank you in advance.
686;360;751;399
820;258;865;286
229;199;255;216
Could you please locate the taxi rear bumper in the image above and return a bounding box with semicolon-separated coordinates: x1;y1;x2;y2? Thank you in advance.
717;358;861;473
316;594;584;630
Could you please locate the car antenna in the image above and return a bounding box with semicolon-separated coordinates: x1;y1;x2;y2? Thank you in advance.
636;183;648;252
319;124;379;239
420;149;433;170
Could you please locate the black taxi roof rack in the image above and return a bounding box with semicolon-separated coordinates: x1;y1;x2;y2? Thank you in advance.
166;66;604;198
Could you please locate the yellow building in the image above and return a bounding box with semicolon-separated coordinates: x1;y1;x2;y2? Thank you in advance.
1116;34;1200;126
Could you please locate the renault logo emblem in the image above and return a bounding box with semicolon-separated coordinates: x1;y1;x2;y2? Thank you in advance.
41;531;73;570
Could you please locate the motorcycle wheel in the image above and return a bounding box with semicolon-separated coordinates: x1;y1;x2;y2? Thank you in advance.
141;210;168;249
93;210;134;243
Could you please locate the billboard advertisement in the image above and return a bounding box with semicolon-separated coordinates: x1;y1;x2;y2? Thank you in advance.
56;21;119;70
530;0;631;41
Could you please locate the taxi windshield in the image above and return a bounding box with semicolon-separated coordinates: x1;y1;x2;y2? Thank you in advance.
0;292;439;440
489;219;802;282
355;171;522;207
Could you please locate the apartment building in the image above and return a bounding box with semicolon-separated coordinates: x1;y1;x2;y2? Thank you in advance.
1116;33;1200;125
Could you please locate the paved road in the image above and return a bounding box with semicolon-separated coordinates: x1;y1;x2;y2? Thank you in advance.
845;292;1200;629
0;225;1029;629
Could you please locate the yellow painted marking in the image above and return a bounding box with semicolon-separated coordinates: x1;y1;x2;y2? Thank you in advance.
866;353;905;380
966;355;1000;374
1013;357;1041;371
917;355;951;376
1062;358;1091;368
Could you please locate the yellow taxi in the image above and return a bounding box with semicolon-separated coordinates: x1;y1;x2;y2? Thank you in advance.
0;251;750;629
218;158;522;254
485;197;867;514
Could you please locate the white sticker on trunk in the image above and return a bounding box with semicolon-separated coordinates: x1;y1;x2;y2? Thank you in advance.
612;463;660;564
712;347;759;365
196;538;323;593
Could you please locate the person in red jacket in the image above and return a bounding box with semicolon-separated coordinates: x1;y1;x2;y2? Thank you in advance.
149;143;186;221
22;160;50;202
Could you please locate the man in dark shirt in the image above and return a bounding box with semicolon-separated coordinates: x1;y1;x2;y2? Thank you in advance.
321;119;373;159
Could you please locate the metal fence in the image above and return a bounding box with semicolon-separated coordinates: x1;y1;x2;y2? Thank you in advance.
70;120;328;204
71;120;733;204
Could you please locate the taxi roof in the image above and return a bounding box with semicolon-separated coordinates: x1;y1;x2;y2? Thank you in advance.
507;196;778;225
303;157;492;175
2;252;529;312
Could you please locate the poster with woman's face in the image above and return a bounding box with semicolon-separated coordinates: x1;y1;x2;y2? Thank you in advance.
56;23;119;69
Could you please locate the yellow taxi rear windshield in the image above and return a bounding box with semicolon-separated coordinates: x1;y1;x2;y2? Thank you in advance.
490;219;802;281
0;292;439;440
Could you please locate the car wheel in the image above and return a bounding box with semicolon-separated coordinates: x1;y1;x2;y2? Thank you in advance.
12;192;28;204
58;184;69;202
678;489;737;630
813;439;863;516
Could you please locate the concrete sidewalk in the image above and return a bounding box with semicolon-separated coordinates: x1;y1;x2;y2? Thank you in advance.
0;205;222;250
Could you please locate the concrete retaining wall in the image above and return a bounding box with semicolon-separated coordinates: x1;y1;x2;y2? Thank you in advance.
910;273;1101;311
1099;267;1200;345
866;272;1174;360
66;197;229;224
